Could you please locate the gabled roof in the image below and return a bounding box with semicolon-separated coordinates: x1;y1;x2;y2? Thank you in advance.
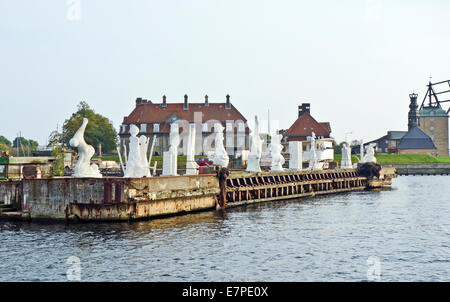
397;127;437;150
387;131;407;140
123;102;248;125
283;112;331;137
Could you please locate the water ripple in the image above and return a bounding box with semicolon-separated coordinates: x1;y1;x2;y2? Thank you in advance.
1;176;449;281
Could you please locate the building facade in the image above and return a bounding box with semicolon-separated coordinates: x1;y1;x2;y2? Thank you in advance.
119;95;249;157
418;107;449;156
397;127;437;155
282;103;332;142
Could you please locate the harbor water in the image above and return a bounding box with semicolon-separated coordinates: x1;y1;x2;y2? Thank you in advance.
0;175;449;282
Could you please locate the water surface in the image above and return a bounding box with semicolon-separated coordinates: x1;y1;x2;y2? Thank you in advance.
0;176;449;281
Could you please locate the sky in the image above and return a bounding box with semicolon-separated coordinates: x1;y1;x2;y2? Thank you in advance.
1;0;450;147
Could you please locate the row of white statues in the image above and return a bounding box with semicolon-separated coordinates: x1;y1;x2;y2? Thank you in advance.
69;118;377;178
340;140;377;169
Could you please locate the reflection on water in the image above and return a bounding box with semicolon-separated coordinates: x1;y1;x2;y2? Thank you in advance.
1;176;449;281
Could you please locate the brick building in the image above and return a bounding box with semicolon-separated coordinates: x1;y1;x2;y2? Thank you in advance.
119;95;249;156
418;106;449;156
282;103;332;143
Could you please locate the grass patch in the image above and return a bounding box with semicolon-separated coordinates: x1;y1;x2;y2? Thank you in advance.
334;154;450;164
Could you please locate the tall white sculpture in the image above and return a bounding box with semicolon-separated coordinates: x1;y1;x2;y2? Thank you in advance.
124;124;151;178
340;142;353;169
246;116;263;173
186;124;199;175
359;139;364;162
361;143;377;164
289;141;303;170
211;123;229;167
70;118;102;178
162;123;180;176
270;133;285;172
307;132;322;170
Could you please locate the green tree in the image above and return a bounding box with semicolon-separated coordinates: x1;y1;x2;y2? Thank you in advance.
51;145;65;177
0;136;11;147
47;130;62;148
11;137;39;156
0;143;10;152
334;141;345;155
61;101;118;153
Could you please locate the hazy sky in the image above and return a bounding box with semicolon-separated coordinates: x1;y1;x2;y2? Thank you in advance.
1;0;449;146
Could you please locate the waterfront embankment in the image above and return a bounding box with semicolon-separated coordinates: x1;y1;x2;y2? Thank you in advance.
334;154;450;175
387;163;450;176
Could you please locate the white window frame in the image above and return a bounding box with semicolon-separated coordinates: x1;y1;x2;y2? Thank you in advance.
238;136;245;147
226;121;233;132
153;124;160;132
226;135;233;147
140;123;147;133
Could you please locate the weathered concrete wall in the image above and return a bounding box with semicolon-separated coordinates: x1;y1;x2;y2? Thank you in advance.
22;178;106;219
0;181;22;206
386;163;450;175
15;174;220;221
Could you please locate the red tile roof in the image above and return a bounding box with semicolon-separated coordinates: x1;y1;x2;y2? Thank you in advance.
121;102;248;133
283;112;331;138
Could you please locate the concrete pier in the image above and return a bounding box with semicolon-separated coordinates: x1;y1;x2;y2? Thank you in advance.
0;167;396;222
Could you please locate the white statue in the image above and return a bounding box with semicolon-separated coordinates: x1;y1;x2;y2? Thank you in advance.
246;116;263;173
289;141;302;170
307;132;323;170
359;139;364;162
70;118;102;178
340;142;353;169
211;123;229;167
270;133;285;172
124;124;151;178
162;123;180;176
186;124;199;175
361;143;377;164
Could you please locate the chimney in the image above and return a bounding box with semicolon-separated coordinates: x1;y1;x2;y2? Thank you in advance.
298;103;310;118
205;94;209;107
136;97;143;105
162;95;167;108
225;94;231;109
184;94;188;110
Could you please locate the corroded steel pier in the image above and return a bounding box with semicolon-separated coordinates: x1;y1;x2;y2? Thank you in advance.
0;167;396;222
222;169;368;208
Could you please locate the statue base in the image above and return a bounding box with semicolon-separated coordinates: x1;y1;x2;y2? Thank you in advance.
246;154;261;173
